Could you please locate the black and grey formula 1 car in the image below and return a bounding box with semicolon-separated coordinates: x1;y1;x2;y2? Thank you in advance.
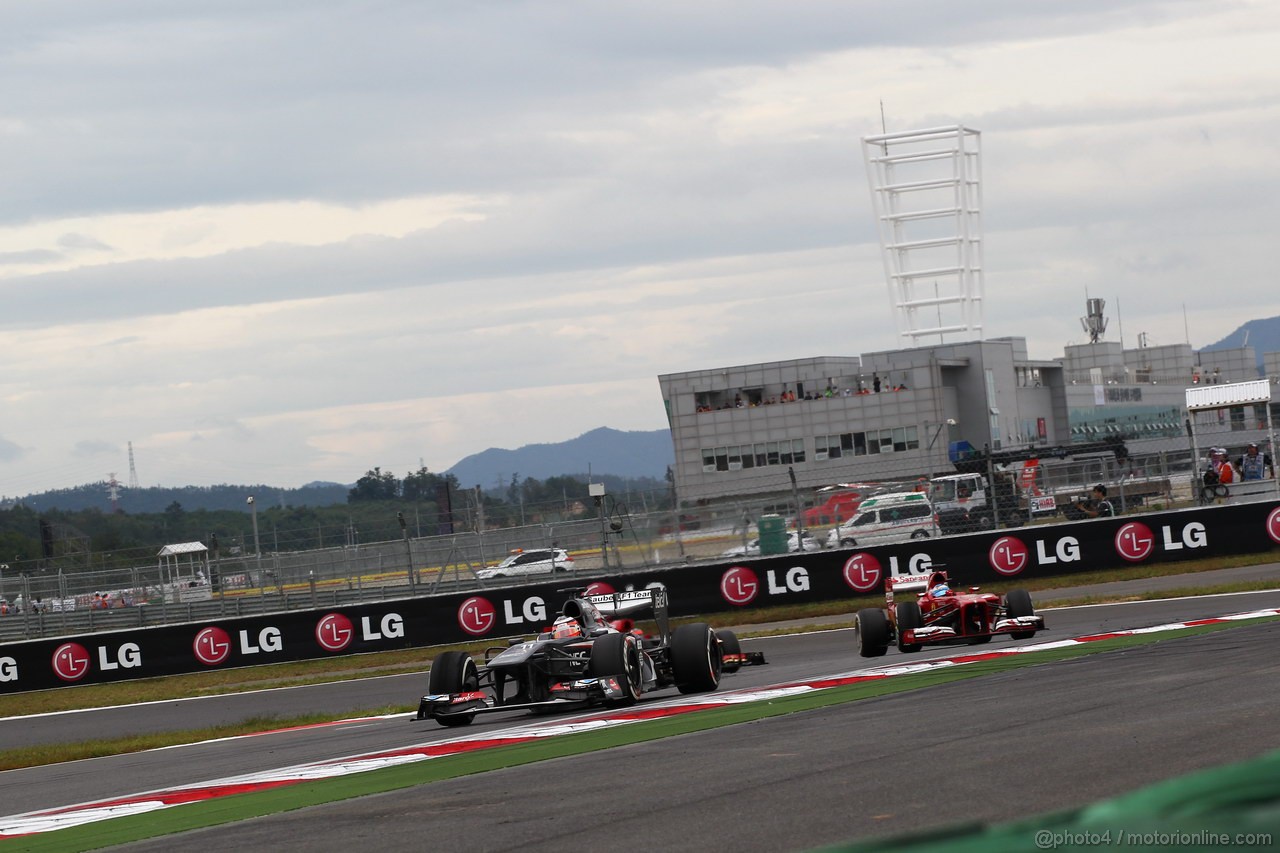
416;586;765;727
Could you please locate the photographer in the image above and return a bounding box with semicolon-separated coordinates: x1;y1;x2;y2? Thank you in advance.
1076;484;1115;518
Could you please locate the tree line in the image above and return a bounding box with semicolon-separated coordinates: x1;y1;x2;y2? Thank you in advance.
0;467;672;579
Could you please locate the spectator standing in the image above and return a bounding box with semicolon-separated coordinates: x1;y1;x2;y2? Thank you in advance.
1237;443;1274;480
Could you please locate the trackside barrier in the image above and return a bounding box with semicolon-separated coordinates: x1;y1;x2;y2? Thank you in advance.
1;500;1277;694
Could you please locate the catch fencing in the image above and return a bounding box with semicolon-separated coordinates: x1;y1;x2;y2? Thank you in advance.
0;444;1275;644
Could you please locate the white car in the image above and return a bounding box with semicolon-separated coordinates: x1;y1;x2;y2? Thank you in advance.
723;531;823;557
826;491;936;548
476;548;574;580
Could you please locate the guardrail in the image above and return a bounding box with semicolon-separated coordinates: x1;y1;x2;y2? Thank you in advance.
1;450;1275;643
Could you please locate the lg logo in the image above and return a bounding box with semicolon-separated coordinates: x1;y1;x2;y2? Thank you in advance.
458;596;498;636
842;553;882;592
50;642;141;681
1115;522;1156;562
584;582;616;596
52;643;91;682
1267;507;1280;544
193;627;232;665
720;566;759;606
988;537;1030;576
315;613;355;652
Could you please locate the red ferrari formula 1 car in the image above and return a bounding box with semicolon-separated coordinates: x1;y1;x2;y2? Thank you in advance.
855;570;1043;657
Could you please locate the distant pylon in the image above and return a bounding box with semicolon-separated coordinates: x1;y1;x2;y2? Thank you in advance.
107;473;122;513
128;441;140;489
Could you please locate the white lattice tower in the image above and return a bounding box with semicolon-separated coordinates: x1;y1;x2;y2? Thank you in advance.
861;125;985;344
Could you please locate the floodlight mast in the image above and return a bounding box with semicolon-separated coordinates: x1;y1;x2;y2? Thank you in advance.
861;125;985;345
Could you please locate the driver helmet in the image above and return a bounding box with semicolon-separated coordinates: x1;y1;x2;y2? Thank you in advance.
551;616;583;639
929;583;951;598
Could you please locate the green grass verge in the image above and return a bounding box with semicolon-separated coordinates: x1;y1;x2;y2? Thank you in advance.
17;615;1279;853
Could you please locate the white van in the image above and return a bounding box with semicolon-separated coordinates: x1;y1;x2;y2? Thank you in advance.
826;491;936;548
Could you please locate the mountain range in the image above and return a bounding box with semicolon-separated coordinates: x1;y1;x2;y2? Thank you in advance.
1202;314;1280;370
7;427;675;513
444;426;674;488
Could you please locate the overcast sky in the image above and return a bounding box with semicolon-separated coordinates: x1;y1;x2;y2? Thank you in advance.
2;0;1279;497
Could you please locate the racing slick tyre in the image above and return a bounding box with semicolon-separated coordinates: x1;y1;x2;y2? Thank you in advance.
895;601;924;653
910;529;930;540
427;651;480;727
855;608;889;657
1004;588;1037;640
717;629;743;673
671;623;723;694
588;631;643;705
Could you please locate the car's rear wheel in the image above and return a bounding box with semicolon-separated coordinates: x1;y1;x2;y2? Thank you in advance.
840;537;857;547
427;651;480;727
588;632;642;704
855;608;889;657
717;629;742;673
671;623;722;694
1004;588;1037;639
895;601;923;652
910;529;930;540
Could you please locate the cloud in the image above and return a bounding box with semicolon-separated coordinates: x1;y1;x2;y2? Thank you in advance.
1;0;1278;494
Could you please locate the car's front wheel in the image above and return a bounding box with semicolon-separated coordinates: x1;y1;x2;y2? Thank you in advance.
588;632;642;704
427;651;480;727
895;601;923;653
717;629;742;673
855;608;889;657
1004;588;1037;639
671;623;722;694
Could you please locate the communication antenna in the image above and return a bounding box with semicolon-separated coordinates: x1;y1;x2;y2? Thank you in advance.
127;441;140;489
1080;298;1108;343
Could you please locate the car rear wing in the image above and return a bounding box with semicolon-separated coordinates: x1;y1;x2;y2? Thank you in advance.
885;573;931;605
587;587;671;641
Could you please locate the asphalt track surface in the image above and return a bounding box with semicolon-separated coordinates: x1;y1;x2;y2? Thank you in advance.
2;582;1280;851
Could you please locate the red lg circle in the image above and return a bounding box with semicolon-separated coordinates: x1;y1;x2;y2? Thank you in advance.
842;553;883;592
1267;507;1280;544
315;613;355;651
1115;522;1156;562
720;566;759;606
458;596;498;637
193;626;232;665
52;642;91;682
989;536;1030;576
584;582;615;597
